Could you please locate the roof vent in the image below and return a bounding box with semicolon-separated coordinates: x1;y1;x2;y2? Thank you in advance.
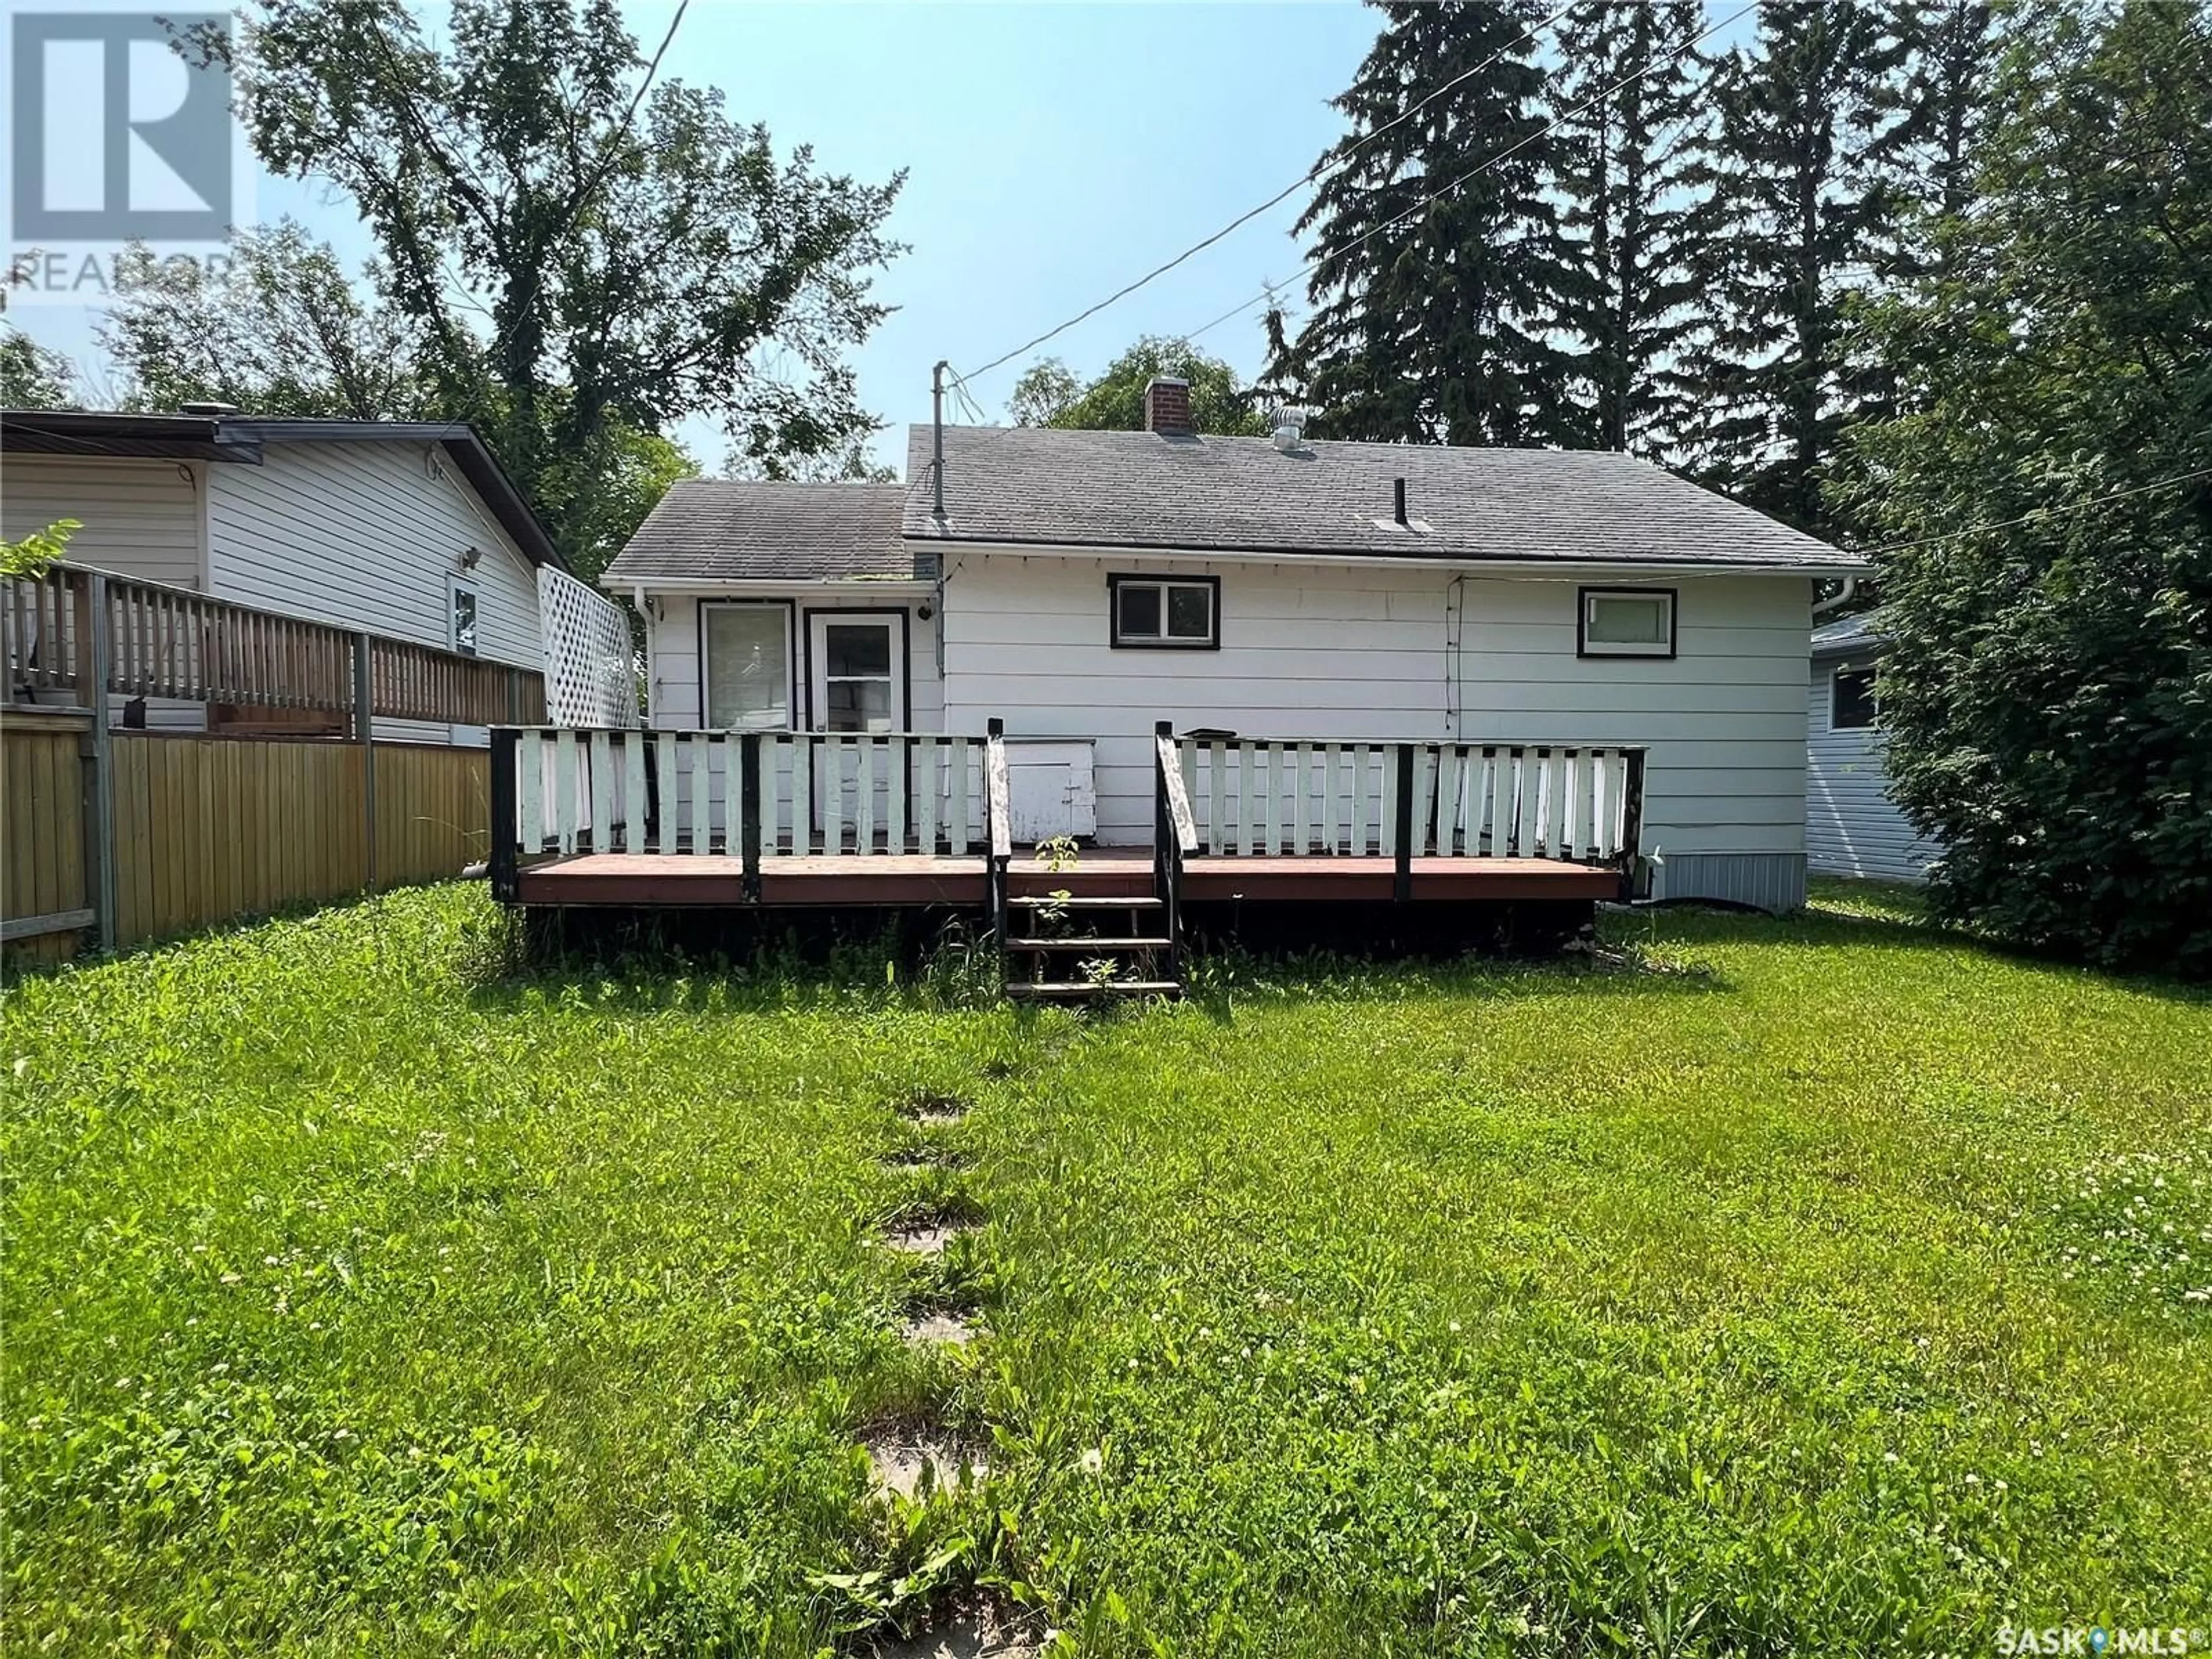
178;400;239;416
1271;406;1308;452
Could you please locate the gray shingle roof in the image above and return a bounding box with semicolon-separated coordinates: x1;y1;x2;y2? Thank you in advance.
603;480;916;584
904;425;1863;571
1812;604;1892;657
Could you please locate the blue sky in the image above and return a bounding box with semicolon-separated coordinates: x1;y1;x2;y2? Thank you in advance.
15;1;1385;474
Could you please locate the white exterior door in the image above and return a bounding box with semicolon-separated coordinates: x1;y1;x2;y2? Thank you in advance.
809;614;902;734
808;614;903;847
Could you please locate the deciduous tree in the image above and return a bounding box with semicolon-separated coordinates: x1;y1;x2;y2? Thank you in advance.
1842;0;2212;974
1009;337;1265;435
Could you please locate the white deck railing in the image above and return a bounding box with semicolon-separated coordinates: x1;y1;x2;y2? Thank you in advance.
1175;738;1645;863
510;728;989;858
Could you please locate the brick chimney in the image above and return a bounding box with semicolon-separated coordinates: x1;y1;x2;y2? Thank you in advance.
1143;376;1193;435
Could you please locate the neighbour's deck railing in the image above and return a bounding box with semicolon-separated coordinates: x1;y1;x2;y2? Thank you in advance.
497;726;995;862
1172;736;1646;868
6;560;546;724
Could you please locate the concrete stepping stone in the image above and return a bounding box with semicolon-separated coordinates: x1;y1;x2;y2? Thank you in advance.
900;1094;971;1127
901;1308;979;1346
882;1217;972;1256
863;1427;988;1502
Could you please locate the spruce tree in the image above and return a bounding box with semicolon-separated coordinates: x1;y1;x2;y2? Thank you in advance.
1894;1;1997;268
1272;0;1572;448
1684;1;1917;533
1547;0;1713;454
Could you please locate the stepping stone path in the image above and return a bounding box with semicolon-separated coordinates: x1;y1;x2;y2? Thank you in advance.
859;1092;1041;1658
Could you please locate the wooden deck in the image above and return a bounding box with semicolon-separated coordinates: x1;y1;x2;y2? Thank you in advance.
514;849;1624;908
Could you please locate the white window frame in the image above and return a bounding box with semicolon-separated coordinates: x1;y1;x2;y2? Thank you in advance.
448;574;480;658
807;611;906;734
1578;586;1676;660
1109;574;1219;650
1831;662;1879;731
701;600;795;732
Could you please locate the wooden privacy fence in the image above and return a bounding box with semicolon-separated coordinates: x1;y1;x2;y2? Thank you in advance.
3;560;550;959
1171;737;1646;866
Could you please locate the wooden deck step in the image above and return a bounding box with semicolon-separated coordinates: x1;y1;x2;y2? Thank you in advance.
1007;935;1170;950
1005;980;1181;999
1008;895;1162;908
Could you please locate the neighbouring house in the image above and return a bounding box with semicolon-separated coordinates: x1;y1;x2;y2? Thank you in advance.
1807;608;1936;883
1;407;629;740
602;380;1870;911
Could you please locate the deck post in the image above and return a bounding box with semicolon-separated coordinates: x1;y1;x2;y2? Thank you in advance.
488;727;519;903
352;630;377;892
76;570;117;950
1154;720;1190;981
740;733;763;902
1620;747;1648;899
1393;741;1415;902
984;717;1010;961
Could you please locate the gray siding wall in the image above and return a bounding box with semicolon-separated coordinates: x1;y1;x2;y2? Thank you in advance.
1;454;206;588
207;441;543;743
4;454;209;729
1806;658;1934;882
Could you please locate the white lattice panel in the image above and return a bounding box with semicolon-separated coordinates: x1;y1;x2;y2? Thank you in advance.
538;566;638;727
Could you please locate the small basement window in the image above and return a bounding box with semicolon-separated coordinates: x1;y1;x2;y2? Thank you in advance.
1109;574;1218;649
1578;587;1675;658
1832;664;1878;730
449;576;480;657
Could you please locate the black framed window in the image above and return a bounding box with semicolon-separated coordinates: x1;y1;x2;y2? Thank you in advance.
1577;586;1676;658
702;601;794;730
1831;665;1878;730
1109;574;1219;649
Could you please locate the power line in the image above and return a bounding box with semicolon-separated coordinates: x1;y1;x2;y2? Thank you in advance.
957;0;1578;385
1181;0;1758;350
1854;467;2212;557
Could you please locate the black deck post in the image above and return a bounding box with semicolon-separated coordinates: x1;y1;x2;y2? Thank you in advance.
984;717;1009;965
740;733;763;902
1154;720;1182;978
1393;741;1415;902
1620;747;1647;899
488;726;518;904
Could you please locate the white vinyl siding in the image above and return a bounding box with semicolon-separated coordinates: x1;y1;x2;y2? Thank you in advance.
1454;575;1810;889
647;594;942;734
207;442;541;742
937;554;1810;895
1806;657;1934;882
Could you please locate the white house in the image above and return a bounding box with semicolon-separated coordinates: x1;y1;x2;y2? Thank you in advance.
1;407;624;740
603;380;1869;910
1806;608;1936;882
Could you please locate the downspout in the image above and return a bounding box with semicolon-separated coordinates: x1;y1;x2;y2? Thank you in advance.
1444;574;1465;739
1811;575;1859;618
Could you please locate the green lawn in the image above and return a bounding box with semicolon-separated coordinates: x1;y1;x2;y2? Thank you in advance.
5;885;2207;1655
